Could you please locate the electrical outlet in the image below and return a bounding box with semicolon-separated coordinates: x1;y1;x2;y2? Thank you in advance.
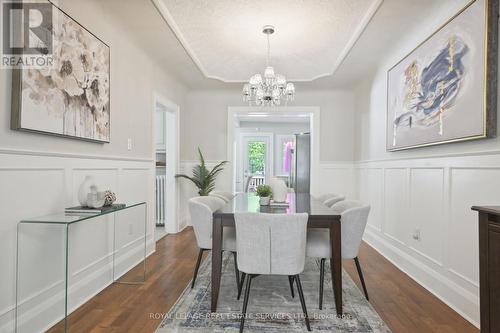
127;138;132;150
412;228;421;241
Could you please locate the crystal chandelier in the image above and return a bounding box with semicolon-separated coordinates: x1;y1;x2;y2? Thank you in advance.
242;25;295;106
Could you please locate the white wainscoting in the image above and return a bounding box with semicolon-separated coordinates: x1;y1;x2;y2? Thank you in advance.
178;154;490;327
356;151;500;328
0;149;155;333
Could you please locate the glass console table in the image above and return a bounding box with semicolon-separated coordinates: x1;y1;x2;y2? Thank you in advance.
15;202;147;333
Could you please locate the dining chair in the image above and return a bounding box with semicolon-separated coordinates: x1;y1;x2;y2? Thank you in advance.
323;194;345;208
209;191;236;203
316;193;344;205
305;200;371;309
188;196;240;289
234;212;311;333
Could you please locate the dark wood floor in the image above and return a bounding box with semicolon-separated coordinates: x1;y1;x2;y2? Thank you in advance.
48;227;478;333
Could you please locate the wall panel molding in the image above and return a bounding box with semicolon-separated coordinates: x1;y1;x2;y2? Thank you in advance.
355;152;500;328
0;148;154;162
0;150;155;333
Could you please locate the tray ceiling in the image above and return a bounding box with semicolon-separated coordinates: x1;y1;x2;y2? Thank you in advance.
155;0;383;82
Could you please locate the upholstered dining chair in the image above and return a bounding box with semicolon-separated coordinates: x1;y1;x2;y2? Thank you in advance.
234;212;311;333
323;194;345;208
306;200;371;309
209;191;236;203
188;196;240;289
316;193;345;206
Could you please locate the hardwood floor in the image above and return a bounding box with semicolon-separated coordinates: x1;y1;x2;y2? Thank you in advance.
48;227;478;333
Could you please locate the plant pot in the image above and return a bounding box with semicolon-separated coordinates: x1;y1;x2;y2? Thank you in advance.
259;196;271;206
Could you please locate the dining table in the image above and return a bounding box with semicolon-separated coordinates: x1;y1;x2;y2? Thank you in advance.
211;192;343;315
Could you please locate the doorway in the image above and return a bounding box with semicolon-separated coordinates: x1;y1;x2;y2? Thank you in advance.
229;107;319;194
153;93;179;239
241;134;272;192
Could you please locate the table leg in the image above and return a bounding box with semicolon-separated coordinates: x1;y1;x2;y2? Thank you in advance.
211;216;223;312
330;222;342;315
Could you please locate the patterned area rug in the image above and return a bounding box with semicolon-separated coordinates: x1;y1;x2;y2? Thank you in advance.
157;254;391;332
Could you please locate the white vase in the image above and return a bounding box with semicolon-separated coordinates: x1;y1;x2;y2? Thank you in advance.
270;177;288;203
259;196;270;206
78;176;95;206
87;185;105;208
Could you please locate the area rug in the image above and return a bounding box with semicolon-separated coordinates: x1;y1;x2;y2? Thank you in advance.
156;254;391;332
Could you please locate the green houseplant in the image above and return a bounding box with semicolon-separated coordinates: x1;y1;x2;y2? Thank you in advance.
175;148;228;196
256;185;272;206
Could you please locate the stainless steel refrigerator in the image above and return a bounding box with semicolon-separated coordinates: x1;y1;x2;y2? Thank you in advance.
290;133;311;193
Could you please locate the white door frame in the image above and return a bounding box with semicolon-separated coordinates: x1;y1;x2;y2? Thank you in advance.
239;132;274;191
227;106;320;194
152;92;180;234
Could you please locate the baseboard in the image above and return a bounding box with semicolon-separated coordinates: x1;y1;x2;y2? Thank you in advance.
363;229;480;328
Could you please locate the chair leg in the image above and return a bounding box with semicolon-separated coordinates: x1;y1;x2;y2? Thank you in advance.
295;275;311;331
237;272;246;300
288;275;295;298
240;274;254;333
319;258;325;310
233;252;240;291
191;248;205;289
354;257;369;301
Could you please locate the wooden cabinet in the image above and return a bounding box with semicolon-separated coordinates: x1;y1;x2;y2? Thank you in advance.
472;206;500;333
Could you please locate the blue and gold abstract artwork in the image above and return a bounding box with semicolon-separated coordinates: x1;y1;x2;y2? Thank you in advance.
387;0;496;151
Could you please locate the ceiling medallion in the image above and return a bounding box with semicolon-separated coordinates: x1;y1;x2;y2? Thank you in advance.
243;25;295;106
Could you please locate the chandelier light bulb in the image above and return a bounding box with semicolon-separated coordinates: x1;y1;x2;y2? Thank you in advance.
264;66;275;79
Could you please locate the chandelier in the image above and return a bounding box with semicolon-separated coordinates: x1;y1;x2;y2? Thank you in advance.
242;25;295;106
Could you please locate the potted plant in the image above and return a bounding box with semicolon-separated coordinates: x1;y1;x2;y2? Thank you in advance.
176;148;228;196
256;185;272;206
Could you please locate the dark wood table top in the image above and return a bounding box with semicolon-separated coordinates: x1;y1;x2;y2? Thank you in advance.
214;192;340;218
472;206;500;215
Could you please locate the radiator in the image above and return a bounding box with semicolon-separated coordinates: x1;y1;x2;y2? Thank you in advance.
155;175;166;226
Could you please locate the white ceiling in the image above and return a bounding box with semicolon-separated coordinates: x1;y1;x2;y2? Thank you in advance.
155;0;383;82
99;0;459;90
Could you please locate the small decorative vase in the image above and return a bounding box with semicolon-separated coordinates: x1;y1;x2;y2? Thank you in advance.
259;196;271;206
270;177;288;203
103;190;116;206
78;175;95;207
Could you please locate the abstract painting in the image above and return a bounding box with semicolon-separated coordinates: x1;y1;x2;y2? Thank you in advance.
11;2;110;143
386;0;497;151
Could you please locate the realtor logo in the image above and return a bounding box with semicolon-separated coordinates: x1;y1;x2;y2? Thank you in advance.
2;1;53;68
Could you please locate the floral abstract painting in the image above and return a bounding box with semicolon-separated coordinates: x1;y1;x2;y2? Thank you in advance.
386;0;496;151
11;3;110;142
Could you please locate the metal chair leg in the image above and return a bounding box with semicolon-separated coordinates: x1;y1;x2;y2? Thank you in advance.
240;274;254;333
237;272;246;300
295;274;311;331
319;258;325;309
233;252;240;291
354;257;369;301
288;275;295;298
191;248;205;289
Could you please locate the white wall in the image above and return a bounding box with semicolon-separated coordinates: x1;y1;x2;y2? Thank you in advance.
352;0;498;327
177;88;357;226
181;88;356;161
0;0;186;332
